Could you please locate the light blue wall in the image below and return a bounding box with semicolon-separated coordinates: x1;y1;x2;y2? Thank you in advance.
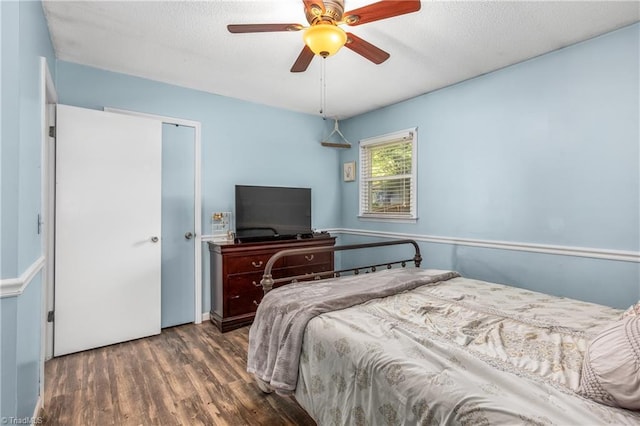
337;23;640;308
18;0;53;274
16;273;42;418
0;0;55;421
0;297;18;420
0;278;43;419
1;0;21;280
55;61;343;314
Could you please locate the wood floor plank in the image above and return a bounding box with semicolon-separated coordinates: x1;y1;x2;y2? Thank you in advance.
78;364;97;425
92;349;115;425
43;322;316;426
139;336;184;423
113;342;148;423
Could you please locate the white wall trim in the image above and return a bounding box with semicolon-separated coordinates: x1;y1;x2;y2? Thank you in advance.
324;228;640;263
0;256;45;298
104;107;203;325
201;312;210;322
41;55;58;409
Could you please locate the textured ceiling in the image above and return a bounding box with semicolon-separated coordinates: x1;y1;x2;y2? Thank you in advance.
42;1;639;119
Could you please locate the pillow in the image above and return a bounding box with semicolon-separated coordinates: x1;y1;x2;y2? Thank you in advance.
621;301;640;319
579;316;640;410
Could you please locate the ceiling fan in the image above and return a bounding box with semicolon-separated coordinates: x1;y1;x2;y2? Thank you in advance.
227;0;421;73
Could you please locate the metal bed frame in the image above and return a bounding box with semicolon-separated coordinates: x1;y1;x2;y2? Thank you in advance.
258;239;422;294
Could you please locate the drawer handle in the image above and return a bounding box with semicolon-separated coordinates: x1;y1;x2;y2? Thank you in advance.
252;261;263;268
230;295;240;299
253;281;261;287
305;254;314;261
253;300;260;307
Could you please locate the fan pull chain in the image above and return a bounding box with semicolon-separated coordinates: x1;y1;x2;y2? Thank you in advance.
320;58;327;119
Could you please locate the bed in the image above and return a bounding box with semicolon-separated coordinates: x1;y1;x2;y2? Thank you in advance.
247;240;640;425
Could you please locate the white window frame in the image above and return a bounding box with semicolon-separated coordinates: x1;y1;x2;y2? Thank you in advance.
358;127;418;223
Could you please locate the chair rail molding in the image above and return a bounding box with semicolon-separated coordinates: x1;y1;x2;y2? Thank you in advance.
0;256;46;298
324;228;640;263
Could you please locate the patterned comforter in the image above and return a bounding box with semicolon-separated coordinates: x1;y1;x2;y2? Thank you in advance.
286;269;640;425
248;268;460;394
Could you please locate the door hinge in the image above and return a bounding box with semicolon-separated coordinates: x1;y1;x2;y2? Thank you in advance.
49;126;56;138
47;310;54;323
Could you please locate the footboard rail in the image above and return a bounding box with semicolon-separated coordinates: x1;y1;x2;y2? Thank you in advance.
259;239;422;294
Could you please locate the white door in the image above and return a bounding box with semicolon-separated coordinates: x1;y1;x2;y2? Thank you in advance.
54;104;162;356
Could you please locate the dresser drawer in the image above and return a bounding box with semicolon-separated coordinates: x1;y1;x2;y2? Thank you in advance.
284;263;333;281
226;275;263;316
227;273;263;296
225;253;284;274
226;267;291;293
227;291;262;317
285;251;332;267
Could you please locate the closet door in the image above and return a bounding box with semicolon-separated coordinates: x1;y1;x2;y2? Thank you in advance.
54;104;162;356
161;123;195;328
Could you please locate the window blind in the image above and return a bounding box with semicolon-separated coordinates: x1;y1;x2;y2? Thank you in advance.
359;130;416;219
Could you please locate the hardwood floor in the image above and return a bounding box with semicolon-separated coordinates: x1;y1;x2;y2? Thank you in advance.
42;322;316;426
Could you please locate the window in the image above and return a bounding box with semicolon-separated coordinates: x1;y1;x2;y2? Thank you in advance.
359;128;417;221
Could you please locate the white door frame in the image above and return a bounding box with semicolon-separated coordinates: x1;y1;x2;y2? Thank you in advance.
40;57;57;403
104;107;202;325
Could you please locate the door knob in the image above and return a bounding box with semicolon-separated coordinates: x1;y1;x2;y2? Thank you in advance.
185;232;194;240
151;236;159;243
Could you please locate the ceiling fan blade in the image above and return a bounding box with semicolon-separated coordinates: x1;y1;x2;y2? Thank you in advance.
343;0;421;26
227;23;303;33
345;33;390;64
291;45;315;73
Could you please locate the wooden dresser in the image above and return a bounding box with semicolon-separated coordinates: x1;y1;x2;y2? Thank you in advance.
208;235;336;332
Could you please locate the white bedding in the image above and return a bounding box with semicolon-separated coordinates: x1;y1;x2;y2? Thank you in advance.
292;272;640;425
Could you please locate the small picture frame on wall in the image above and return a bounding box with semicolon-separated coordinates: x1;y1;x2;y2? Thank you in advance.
343;161;356;182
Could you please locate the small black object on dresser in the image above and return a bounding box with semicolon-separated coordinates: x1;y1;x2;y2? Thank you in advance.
208;234;336;332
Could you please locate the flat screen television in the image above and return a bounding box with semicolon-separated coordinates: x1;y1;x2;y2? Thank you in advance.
235;185;312;243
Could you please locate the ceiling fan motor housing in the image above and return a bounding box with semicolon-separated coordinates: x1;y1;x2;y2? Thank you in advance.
306;0;345;25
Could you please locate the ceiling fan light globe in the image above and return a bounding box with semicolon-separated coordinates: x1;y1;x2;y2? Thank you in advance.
303;24;347;57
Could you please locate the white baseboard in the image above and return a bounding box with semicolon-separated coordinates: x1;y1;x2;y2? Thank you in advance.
201;312;210;322
32;395;43;424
